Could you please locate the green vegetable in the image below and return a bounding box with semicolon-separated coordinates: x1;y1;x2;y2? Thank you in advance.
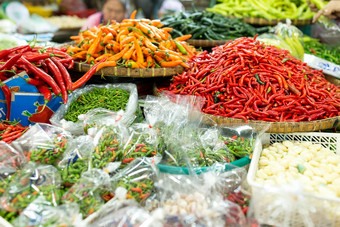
303;37;340;65
161;11;266;40
207;0;320;20
64;88;130;122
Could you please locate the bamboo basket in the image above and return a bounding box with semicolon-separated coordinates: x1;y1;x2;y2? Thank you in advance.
187;39;228;47
72;62;185;78
153;84;340;133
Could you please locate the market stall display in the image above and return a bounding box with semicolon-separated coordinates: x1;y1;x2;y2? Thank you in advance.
67;12;197;77
304;36;340;65
45;15;86;30
0;121;28;143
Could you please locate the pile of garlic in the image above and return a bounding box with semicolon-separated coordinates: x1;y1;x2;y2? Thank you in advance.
255;141;340;197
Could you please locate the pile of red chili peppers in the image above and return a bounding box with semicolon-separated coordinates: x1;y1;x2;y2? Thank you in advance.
166;36;340;122
0;45;105;120
0;121;28;144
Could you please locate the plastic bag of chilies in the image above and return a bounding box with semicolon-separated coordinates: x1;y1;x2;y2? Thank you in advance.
0;162;61;223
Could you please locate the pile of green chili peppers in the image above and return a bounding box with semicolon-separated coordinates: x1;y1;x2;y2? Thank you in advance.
161;10;268;40
64;88;130;122
28;135;69;165
303;38;340;65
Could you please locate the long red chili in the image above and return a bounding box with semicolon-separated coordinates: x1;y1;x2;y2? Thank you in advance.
0;82;11;121
45;58;68;104
0;53;22;75
51;57;72;93
19;57;61;96
72;57;107;91
0;45;31;60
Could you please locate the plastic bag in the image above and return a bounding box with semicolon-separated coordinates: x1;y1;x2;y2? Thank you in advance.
111;158;158;203
257;33;295;54
57;135;94;187
0;141;26;177
273;20;304;60
50;83;138;135
83;108;135;135
13;123;71;166
61;169;113;218
12;196;82;227
91;124;129;172
312;16;340;45
120;123;162;169
0;162;61;223
151;173;247;227
86;199;153;227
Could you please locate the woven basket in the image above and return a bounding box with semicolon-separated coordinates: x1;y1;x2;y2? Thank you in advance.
153;83;340;133
187;39;228;47
72;62;185;78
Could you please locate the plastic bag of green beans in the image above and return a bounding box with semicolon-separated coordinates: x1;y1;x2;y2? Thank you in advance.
111;158;159;204
57;135;94;187
12;196;82;227
12;123;72;166
61;169;113;218
50;83;138;135
0;162;61;223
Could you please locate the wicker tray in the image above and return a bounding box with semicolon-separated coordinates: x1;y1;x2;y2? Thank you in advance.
153;84;340;133
187;39;228;47
72;62;185;78
239;17;312;26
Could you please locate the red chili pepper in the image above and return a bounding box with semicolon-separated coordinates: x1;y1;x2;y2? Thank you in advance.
72;57;107;91
0;45;31;60
0;82;11;121
51;57;72;93
36;84;51;114
45;58;68;104
0;53;22;76
130;188;143;193
19;57;61;96
122;157;134;164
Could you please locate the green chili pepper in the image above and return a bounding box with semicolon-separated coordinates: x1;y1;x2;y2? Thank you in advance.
174;40;188;55
255;74;265;85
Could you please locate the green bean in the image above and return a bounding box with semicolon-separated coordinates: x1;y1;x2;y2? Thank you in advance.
304;40;340;65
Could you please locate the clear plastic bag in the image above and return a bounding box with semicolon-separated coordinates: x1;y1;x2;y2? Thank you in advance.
151;173;247;227
57;135;94;187
0;162;61;223
61;169;113;218
120;123;162;169
50;83;138;135
12;123;72;166
111;158;159;204
86;200;152;227
12;196;82;227
91;124;129;173
0;141;26;177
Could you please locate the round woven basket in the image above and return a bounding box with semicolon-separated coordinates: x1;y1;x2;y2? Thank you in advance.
153;84;340;133
187;39;229;47
72;62;185;78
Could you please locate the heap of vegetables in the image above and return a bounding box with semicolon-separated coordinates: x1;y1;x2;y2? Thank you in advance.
0;121;28;144
68;10;197;69
207;0;327;20
161;11;268;40
303;36;340;65
164;36;340;122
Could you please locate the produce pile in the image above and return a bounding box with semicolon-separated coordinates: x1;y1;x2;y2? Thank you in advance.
207;0;325;20
0;121;28;144
0;45;73;108
68;11;197;69
304;37;340;65
161;11;268;40
64;88;130;122
165;36;340;122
